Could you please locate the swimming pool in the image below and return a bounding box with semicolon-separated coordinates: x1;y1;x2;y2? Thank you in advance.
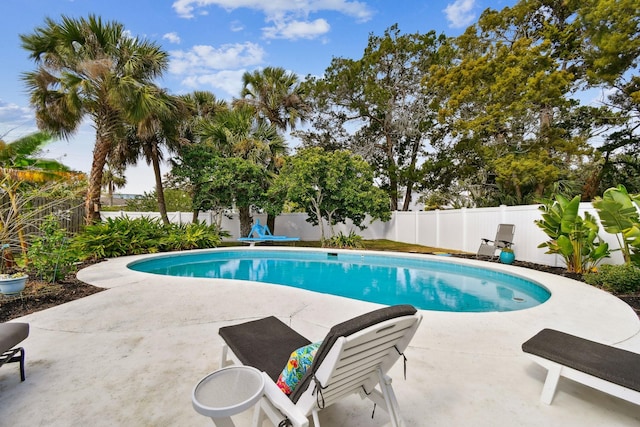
129;249;550;312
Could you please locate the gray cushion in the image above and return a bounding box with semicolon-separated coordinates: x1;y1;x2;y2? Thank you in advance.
522;328;640;393
0;323;29;353
219;316;311;381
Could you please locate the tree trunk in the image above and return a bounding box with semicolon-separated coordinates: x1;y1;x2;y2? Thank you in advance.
239;206;252;238
85;132;111;225
385;134;399;211
402;136;421;211
151;143;170;225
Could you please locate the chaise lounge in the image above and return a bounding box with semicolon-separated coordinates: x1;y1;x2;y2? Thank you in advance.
522;328;640;405
0;322;29;382
477;223;515;257
219;304;422;427
237;219;300;246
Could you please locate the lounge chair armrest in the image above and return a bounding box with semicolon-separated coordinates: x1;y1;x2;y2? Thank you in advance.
260;372;309;427
481;238;493;244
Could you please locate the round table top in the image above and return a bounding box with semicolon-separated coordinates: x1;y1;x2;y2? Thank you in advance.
192;366;265;418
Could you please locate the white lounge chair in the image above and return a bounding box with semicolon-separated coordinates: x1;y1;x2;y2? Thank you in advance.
522;328;640;405
219;305;422;427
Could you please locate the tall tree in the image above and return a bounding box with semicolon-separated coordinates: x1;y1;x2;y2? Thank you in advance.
425;1;596;205
21;14;169;224
235;66;308;232
111;89;185;224
301;25;445;211
270;148;391;243
197;104;285;236
172;91;228;222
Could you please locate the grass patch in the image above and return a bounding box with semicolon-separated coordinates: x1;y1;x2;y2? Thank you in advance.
221;239;467;254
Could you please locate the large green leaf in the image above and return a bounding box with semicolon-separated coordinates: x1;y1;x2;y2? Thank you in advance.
559;195;580;234
593;186;638;234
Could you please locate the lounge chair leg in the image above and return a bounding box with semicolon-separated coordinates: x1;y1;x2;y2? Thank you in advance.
311;410;320;427
377;369;403;427
220;344;229;369
540;364;561;405
251;400;265;427
18;347;25;381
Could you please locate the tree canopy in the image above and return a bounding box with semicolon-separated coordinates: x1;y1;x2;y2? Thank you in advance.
271;148;391;241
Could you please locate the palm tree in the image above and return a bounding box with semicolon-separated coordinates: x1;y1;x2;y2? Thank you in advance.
198;104;285;236
101;162;126;207
0;131;83;257
174;91;229;222
235;67;309;233
21;15;169;224
235;67;309;131
111;89;185;224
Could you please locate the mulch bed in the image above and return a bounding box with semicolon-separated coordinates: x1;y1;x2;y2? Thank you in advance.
1;255;639;321
0;261;105;322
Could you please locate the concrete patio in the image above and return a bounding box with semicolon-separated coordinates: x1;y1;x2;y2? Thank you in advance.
1;249;640;426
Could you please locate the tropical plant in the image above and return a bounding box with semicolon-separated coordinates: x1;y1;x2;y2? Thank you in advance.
535;194;610;273
325;231;364;249
592;185;640;266
0;131;85;257
72;216;226;259
27;212;80;282
21;14;169;224
160;222;227;251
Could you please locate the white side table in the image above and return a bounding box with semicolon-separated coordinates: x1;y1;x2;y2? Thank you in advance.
192;366;265;427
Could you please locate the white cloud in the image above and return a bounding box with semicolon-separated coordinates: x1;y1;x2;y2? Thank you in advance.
0;100;37;141
162;32;182;44
444;0;477;29
263;18;330;40
169;42;265;74
230;20;244;32
172;0;372;39
181;69;247;96
169;42;265;97
173;0;372;20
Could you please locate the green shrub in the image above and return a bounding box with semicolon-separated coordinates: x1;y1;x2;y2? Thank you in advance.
584;264;640;294
72;216;165;259
325;231;364;249
160;222;228;251
27;213;80;283
71;216;227;259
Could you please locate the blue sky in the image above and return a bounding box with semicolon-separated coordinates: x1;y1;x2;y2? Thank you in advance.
0;0;514;194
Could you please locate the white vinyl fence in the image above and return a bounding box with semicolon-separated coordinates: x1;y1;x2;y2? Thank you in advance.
102;202;626;267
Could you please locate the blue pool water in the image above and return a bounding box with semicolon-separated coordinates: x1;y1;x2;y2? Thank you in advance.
128;250;550;312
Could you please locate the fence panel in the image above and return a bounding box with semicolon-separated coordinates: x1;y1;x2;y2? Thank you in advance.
101;202;629;267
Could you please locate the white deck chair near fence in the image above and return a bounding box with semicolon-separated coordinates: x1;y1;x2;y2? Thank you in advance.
218;305;422;427
477;223;515;257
